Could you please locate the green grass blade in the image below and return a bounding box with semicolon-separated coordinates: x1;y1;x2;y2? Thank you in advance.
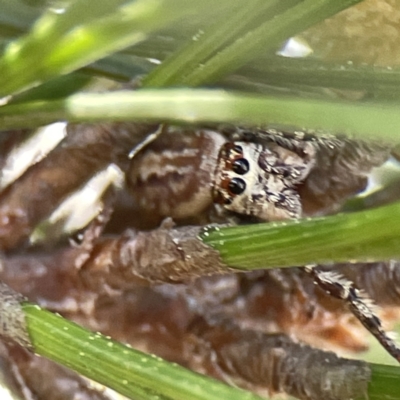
200;201;400;269
367;363;400;400
225;55;400;99
0;0;222;97
23;303;264;400
182;0;363;86
2;89;400;143
0;0;127;93
142;0;302;87
9;73;93;103
0;0;41;37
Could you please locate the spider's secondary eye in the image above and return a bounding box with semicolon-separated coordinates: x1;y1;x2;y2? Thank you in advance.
228;177;246;195
224;197;233;205
232;158;250;175
233;144;243;154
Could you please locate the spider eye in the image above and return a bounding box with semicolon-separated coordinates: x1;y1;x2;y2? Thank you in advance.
232;158;250;175
228;177;246;195
233;144;243;154
224;197;233;205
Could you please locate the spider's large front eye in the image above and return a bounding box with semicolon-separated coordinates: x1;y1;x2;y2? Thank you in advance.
228;177;246;195
232;158;249;175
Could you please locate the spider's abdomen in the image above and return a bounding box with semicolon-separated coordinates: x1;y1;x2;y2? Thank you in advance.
127;128;226;221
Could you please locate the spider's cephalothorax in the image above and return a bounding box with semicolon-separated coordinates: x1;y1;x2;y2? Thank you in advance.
212;140;315;220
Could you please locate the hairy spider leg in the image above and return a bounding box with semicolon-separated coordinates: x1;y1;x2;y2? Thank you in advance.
305;265;400;362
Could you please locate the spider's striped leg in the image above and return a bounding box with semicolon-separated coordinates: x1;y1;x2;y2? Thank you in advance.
305;264;400;363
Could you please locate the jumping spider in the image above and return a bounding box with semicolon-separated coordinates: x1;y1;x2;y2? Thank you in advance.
0;122;398;400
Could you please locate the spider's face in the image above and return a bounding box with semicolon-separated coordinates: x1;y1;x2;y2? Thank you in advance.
212;141;314;220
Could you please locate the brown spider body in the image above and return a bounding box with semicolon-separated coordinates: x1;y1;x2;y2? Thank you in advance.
127;128;226;227
0;123;397;400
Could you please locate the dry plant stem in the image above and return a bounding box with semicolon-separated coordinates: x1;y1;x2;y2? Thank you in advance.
77;217;400;362
187;318;371;400
0;283;31;349
3;246;400;355
80;220;231;287
0;122;158;251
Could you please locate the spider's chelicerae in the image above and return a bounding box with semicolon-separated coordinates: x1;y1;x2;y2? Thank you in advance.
0;122;398;400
